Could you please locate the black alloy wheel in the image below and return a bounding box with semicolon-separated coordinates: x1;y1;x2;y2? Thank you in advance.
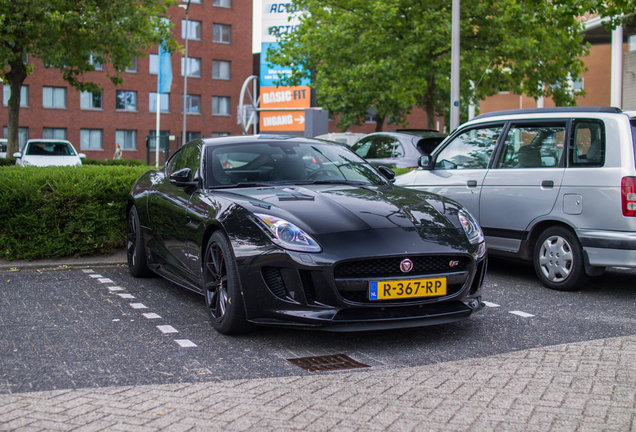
126;205;153;278
202;231;253;334
533;226;589;291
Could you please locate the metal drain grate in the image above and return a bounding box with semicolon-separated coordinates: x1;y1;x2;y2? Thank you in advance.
287;354;370;372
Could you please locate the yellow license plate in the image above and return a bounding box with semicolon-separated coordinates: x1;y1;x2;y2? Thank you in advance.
369;278;447;300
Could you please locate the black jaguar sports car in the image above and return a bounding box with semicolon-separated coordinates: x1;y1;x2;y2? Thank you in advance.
126;135;487;334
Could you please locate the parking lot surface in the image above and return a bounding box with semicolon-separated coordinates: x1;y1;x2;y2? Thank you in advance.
0;256;635;430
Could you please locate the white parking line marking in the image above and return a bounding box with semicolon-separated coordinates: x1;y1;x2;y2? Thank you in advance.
509;311;535;318
157;325;178;334
129;303;147;309
117;293;135;299
483;301;500;307
88;274;103;278
175;339;197;348
108;286;124;291
143;313;162;319
82;269;94;273
98;278;114;284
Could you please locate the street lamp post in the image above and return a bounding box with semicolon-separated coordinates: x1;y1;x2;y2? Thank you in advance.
180;0;192;146
449;0;460;131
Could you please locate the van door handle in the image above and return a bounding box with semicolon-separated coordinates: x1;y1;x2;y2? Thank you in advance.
541;180;554;189
467;180;477;188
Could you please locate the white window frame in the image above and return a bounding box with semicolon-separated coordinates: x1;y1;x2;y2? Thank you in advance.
89;54;103;71
116;90;137;111
116;129;137;150
3;85;28;107
183;94;201;114
43;86;67;108
80;91;102;110
149;54;159;75
212;60;230;80
212;96;230;116
149;93;170;112
125;57;138;73
182;20;202;41
213;23;231;44
181;57;201;77
43;128;67;140
80;129;103;150
213;0;231;7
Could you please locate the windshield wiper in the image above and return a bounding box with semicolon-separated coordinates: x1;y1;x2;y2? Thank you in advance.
209;182;275;189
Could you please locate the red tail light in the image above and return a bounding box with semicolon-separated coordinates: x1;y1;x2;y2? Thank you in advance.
621;176;636;217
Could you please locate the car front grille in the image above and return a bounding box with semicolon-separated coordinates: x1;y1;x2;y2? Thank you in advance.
334;255;467;279
333;255;470;304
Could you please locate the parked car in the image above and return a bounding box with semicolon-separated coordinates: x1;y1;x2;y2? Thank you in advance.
0;138;6;158
315;132;367;146
13;139;85;166
396;107;636;291
351;130;447;169
127;135;487;334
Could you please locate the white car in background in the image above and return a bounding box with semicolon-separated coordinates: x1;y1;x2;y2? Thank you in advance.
13;139;85;166
0;138;6;158
315;132;367;146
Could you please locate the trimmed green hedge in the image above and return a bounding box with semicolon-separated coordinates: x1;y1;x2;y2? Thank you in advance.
0;158;15;166
82;158;147;166
0;165;150;260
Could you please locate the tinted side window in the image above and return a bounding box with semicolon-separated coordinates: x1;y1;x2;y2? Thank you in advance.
372;136;397;158
498;125;565;169
352;137;374;158
569;120;605;167
435;127;501;169
167;144;201;176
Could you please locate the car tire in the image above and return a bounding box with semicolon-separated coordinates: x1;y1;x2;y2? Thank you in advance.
533;226;589;291
203;231;254;335
126;205;153;278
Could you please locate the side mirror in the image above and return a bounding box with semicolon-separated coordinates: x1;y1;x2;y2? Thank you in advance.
377;165;396;182
418;155;433;170
78;153;86;159
170;168;199;188
13;152;21;158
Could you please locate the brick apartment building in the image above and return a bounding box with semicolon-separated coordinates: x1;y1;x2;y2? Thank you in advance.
1;0;253;163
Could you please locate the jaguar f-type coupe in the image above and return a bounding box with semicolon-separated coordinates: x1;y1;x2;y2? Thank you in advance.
127;135;487;334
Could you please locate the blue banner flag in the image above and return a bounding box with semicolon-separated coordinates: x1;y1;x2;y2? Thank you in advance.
157;43;172;94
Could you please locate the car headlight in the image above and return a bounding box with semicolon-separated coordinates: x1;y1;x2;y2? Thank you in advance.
458;208;484;245
252;213;322;253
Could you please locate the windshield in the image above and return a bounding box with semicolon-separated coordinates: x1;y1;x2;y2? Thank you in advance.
206;140;389;188
26;142;76;156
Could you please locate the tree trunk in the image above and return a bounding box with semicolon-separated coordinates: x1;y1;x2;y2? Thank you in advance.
425;75;437;130
375;114;385;132
5;58;28;158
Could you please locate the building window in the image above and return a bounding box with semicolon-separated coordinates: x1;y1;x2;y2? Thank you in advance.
182;20;202;41
365;107;377;123
80;91;102;110
149;93;170;112
116;130;137;150
210;132;229;137
186;131;201;142
3;126;29;149
213;24;231;44
148;130;169;150
212;96;230;116
43;87;66;108
89;54;103;71
116;90;137;111
212;60;230;80
149;54;158;75
182;94;201;114
189;0;201;3
181;57;201;77
3;85;28;107
80;129;103;150
572;78;584;92
213;0;231;7
125;57;138;73
43;128;67;140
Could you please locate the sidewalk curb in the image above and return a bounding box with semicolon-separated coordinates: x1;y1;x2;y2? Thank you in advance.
0;248;127;271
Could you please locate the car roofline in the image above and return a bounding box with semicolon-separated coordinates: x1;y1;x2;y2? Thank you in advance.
474;106;622;120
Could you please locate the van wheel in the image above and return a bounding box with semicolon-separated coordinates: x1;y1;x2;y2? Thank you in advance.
533;226;589;291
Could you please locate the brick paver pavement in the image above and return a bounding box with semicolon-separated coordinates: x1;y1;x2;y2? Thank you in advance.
1;335;634;431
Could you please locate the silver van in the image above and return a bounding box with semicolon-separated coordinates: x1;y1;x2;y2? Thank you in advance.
396;107;636;291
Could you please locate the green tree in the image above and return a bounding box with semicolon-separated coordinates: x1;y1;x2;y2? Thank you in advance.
0;0;177;157
266;0;618;131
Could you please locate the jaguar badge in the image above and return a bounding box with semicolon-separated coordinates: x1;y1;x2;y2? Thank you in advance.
400;258;413;273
